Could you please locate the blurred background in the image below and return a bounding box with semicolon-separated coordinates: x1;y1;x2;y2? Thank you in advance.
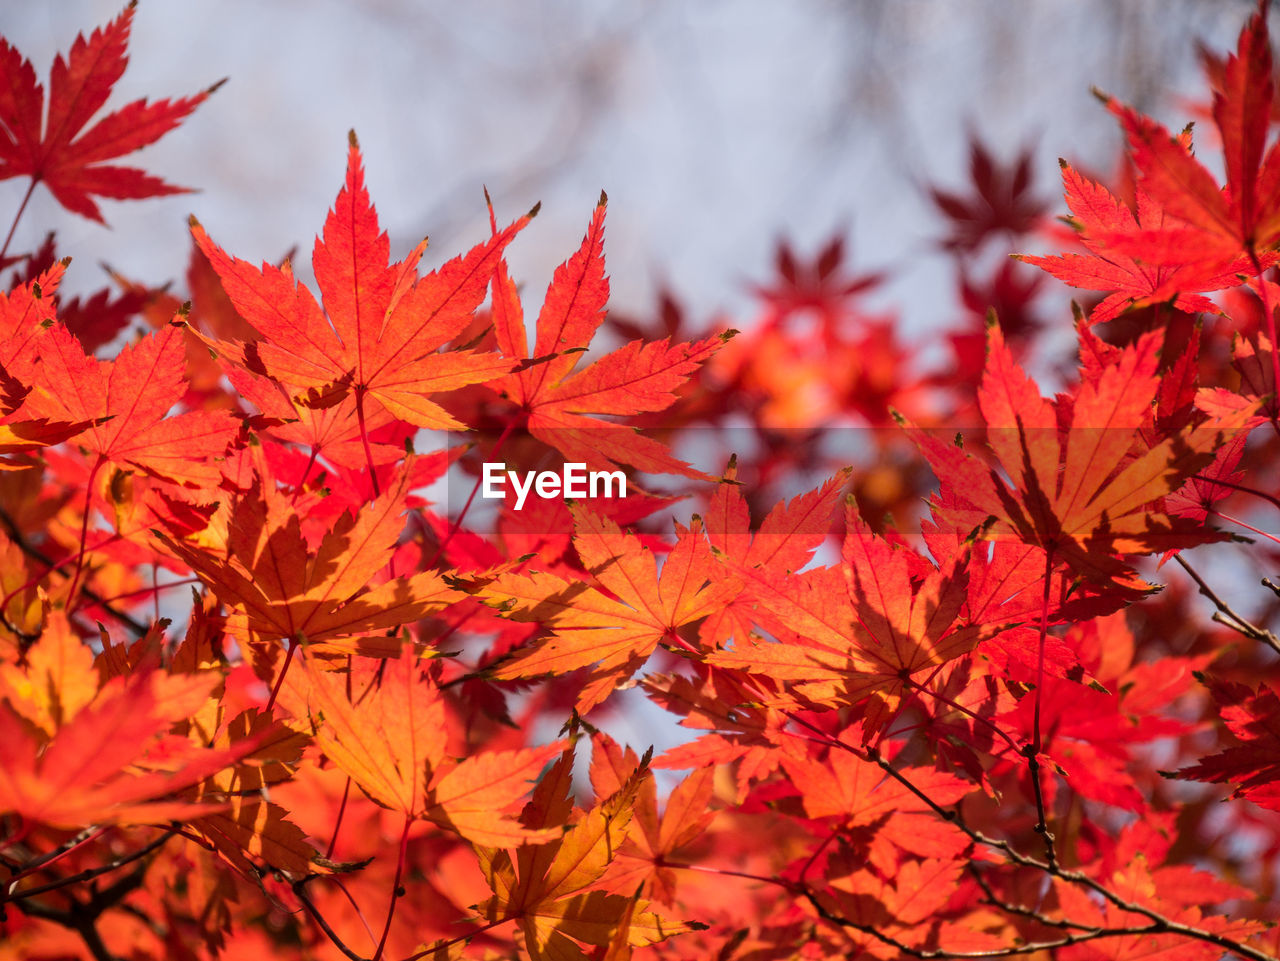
0;0;1261;342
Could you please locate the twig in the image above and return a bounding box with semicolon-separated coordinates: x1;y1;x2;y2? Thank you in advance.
782;714;1278;961
1175;554;1280;655
3;824;106;885
3;828;175;905
0;506;150;638
803;888;1175;960
293;876;372;961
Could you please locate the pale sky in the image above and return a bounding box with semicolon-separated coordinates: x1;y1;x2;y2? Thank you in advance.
2;1;1251;340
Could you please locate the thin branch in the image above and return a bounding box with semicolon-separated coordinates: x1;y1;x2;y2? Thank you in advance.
0;506;150;638
293;876;372;961
782;715;1278;961
4;825;106;886
373;815;413;960
802;887;1170;960
4;828;175;905
1029;547;1058;870
1174;554;1280;655
968;863;1093;931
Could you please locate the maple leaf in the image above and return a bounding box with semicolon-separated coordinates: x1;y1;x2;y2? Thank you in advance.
1053;849;1266;960
589;731;716;906
475;741;698;960
1016;160;1254;323
781;735;973;876
700;456;848;646
1100;4;1280;264
915;321;1252;586
750;234;886;319
707;501;1000;735
154;461;462;655
477;505;740;713
0;262;100;467
929;136;1047;252
0;3;217;223
225;362;408;472
285;647;563;845
0;616;259;829
488;194;731;477
141;610;324;879
23;323;237;487
192;136;526;430
643;662;802;802
999;613;1205;812
1172;676;1280;811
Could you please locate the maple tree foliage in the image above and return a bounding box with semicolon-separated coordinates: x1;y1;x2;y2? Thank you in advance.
5;5;1280;961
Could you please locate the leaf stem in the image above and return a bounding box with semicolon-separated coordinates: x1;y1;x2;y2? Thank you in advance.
293;447;321;503
400;918;509;961
906;675;1020;754
0;179;38;264
1209;508;1280;546
426;418;517;569
372;815;413;960
326;776;353;860
1029;546;1057;870
64;456;106;617
1248;252;1280;424
355;387;381;500
265;637;299;714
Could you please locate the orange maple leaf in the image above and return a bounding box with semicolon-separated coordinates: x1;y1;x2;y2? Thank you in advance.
154;461;461;656
284;646;563;846
24;322;237;487
0;615;258;830
473;741;698;960
589;731;716;906
780;736;973;876
915;321;1253;586
0;263;100;467
701;457;848;645
192;136;527;430
477;505;741;713
707;501;997;734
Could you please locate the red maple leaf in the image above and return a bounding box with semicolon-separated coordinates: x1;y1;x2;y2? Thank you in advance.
916;321;1250;587
488;194;731;476
0;3;218;223
1016;160;1254;323
929;136;1047;252
24;323;238;487
1173;677;1280;811
1100;3;1280;265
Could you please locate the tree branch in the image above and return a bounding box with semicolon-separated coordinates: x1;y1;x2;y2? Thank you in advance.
783;712;1277;961
0;506;150;638
4;828;175;906
1174;554;1280;655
